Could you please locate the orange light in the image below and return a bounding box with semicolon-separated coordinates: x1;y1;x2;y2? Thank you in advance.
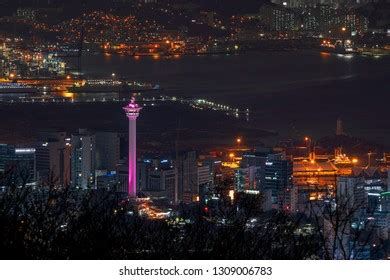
62;92;74;99
304;137;309;141
66;75;71;80
236;138;241;144
229;153;235;158
9;73;15;79
228;190;235;201
165;40;170;44
352;158;358;164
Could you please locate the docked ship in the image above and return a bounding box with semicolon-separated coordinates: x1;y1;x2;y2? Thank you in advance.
320;39;358;55
67;79;160;93
0;82;38;94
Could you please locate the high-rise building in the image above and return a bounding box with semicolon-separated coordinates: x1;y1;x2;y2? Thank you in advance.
95;171;118;190
95;131;120;171
302;7;319;31
135;156;177;202
148;167;177;202
198;163;213;202
0;58;5;78
262;153;293;209
71;129;96;189
337;167;387;214
344;11;368;35
176;151;198;204
137;159;152;192
259;3;297;32
0;144;36;186
116;161;129;193
241;149;272;168
235;166;262;191
35;130;71;186
319;4;333;32
199;157;223;186
0;144;13;174
239;149;273;191
198;164;213;187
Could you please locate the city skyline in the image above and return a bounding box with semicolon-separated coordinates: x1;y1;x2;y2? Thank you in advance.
0;0;389;261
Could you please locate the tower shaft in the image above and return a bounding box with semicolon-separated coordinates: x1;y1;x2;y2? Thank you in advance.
128;117;137;196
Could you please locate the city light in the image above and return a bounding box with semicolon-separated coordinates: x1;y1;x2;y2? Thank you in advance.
228;190;235;202
0;0;388;264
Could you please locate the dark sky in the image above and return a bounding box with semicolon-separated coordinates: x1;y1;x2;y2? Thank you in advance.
0;0;270;16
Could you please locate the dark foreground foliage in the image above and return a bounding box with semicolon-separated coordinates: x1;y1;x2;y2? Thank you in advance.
0;185;320;260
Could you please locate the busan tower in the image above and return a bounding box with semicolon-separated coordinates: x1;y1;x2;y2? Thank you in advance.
123;97;142;197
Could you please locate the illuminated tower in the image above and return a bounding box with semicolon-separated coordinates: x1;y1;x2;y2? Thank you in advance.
123;98;142;197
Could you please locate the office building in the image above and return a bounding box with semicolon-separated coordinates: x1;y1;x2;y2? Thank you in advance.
235;166;261;192
95;131;120;171
35;130;71;186
95;171;118;190
0;144;36;186
262;153;293;209
71;129;96;189
259;3;297;32
176;151;198;204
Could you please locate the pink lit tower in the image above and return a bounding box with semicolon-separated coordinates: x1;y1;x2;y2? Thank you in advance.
123;97;142;197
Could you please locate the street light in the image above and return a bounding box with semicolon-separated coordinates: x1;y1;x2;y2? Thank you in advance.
341;27;347;48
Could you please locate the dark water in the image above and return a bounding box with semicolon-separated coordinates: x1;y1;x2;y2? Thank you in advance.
80;51;390;146
1;51;389;149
